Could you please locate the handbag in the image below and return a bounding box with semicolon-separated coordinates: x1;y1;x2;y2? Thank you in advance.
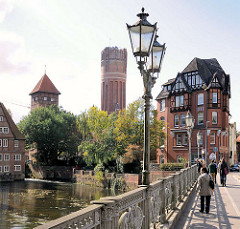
224;167;228;175
209;175;214;189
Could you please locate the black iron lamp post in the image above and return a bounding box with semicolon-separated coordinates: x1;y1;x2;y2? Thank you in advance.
127;8;166;185
186;110;194;166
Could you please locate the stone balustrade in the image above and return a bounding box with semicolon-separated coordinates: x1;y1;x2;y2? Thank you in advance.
34;165;198;229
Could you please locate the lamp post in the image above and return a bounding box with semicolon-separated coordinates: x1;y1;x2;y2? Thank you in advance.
186;110;194;167
127;8;166;185
197;131;201;159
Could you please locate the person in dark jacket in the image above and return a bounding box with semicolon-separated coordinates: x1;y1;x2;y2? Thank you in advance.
208;159;217;184
197;167;214;213
197;159;202;173
219;158;228;186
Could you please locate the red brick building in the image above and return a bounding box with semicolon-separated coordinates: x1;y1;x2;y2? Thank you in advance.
156;58;231;165
0;102;25;181
30;73;61;110
101;47;127;114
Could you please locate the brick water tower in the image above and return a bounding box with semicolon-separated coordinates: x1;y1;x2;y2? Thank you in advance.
101;47;127;114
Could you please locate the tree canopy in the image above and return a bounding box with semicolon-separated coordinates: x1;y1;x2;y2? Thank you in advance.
18;105;81;165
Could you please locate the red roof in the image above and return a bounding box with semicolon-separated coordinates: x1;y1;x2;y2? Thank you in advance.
237;135;240;143
29;74;61;95
0;102;25;140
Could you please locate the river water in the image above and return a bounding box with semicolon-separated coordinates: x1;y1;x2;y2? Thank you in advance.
0;179;121;229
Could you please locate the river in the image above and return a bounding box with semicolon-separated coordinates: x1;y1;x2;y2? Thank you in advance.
0;179;121;229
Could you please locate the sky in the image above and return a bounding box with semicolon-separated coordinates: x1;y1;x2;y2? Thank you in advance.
0;0;240;130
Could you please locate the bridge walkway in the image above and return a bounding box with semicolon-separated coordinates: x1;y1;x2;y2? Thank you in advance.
176;173;240;229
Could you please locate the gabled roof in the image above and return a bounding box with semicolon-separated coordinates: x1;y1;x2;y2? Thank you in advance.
0;102;25;140
182;58;225;86
30;74;61;95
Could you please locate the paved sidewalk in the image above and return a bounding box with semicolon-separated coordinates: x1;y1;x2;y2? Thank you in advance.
177;173;240;228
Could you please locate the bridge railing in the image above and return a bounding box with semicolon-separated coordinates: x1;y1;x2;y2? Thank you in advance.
35;165;198;229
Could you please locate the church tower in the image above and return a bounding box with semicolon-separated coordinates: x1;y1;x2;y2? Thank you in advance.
101;47;127;114
29;73;61;111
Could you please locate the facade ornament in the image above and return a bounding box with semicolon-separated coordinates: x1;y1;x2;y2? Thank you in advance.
118;205;143;229
149;191;162;224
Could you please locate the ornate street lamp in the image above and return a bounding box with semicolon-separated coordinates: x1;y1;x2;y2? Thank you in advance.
127;8;166;185
186;110;194;166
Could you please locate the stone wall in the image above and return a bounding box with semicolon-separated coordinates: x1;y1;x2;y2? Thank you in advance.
73;170;176;190
29;164;73;181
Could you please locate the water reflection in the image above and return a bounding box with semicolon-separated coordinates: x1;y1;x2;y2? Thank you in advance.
0;179;120;229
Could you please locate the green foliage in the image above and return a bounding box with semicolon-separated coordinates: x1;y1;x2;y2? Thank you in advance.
160;163;186;171
18;105;81;165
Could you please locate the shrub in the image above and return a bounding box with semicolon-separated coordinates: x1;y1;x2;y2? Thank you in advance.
160;163;186;171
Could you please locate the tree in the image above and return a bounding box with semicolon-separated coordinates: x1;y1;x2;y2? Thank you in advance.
78;107;117;167
18;105;81;165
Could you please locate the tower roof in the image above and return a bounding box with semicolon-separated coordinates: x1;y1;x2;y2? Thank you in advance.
30;74;61;95
0;102;25;140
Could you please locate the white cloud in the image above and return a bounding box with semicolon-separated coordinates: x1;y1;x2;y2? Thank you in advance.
0;32;30;73
0;0;14;23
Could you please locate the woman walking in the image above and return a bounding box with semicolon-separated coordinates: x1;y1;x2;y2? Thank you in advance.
197;167;214;214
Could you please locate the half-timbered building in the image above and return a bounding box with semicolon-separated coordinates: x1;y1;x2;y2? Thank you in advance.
156;58;231;165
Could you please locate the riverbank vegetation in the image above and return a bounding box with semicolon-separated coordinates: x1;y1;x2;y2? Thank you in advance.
19;98;165;175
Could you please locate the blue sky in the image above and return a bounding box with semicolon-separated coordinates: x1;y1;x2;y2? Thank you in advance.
0;0;239;130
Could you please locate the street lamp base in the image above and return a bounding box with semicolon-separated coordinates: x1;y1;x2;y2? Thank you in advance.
142;170;150;185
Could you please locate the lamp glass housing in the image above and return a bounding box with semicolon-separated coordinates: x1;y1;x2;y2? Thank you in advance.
147;41;165;73
186;111;194;129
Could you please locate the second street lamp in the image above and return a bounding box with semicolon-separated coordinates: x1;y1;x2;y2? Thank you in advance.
127;8;166;185
186;110;194;167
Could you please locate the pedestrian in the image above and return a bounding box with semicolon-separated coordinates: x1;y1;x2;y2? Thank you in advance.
208;159;217;184
214;160;218;184
196;158;202;173
219;158;228;186
197;167;214;214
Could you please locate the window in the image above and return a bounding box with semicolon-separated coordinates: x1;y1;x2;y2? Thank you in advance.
176;134;181;146
14;165;21;171
183;133;188;145
14;154;21;161
4;154;10;161
210;133;215;144
0;139;2;147
0;166;2;172
51;98;55;102
198;112;204;125
174;115;179;127
198;93;204;105
180;114;185;127
176;95;184;107
198;132;203;146
0;116;3;121
160;116;165;122
3;127;9;134
213;92;217;103
196;74;202;86
4;165;10;172
14;140;19;148
0;153;2;161
34;97;38;101
44;97;48;101
212;112;217;124
160;99;165;111
3;139;8;147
